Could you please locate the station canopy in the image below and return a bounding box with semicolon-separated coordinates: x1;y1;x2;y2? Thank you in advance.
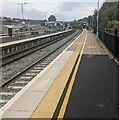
4;24;25;29
13;24;25;29
4;25;14;28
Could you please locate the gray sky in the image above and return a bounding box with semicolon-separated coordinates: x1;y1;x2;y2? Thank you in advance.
0;0;105;21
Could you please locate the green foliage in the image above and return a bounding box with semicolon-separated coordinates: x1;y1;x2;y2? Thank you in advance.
99;2;117;28
108;21;119;29
85;2;119;30
71;20;83;29
117;1;119;21
48;15;57;22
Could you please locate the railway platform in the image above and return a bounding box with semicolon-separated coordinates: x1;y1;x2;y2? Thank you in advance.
1;29;118;119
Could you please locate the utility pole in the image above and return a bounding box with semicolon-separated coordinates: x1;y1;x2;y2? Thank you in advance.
97;0;99;37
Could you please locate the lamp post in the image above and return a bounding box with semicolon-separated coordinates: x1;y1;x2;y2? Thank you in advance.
42;12;48;32
17;2;27;36
44;12;48;20
17;2;27;23
97;0;99;37
42;12;48;20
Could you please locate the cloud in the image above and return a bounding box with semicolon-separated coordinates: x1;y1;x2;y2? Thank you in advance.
0;0;105;3
59;2;82;11
24;9;44;20
62;2;97;12
1;3;21;18
0;1;105;21
55;2;98;20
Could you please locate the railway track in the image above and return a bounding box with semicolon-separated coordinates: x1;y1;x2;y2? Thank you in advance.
2;32;71;66
2;31;79;84
0;30;81;108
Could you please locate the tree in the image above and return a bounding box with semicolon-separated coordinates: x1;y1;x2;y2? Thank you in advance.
48;15;57;22
88;2;119;29
117;1;119;21
70;20;83;29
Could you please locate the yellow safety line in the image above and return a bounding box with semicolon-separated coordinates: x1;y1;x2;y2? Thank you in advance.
57;31;87;119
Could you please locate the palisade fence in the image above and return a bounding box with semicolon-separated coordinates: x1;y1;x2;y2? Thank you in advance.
98;28;119;59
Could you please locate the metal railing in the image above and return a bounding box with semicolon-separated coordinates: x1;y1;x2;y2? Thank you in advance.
98;29;119;59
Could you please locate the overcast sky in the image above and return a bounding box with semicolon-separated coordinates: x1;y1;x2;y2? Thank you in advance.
0;0;105;21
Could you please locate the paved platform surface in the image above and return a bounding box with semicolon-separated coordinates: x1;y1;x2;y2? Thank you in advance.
0;31;45;43
1;30;118;119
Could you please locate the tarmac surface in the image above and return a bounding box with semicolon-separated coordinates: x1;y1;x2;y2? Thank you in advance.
64;55;117;118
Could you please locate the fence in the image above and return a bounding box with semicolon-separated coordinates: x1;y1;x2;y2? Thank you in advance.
98;29;119;59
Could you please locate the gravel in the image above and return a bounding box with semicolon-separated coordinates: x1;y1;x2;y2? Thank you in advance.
2;30;79;85
0;30;81;108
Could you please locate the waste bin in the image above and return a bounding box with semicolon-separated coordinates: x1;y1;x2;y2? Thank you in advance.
8;28;12;36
